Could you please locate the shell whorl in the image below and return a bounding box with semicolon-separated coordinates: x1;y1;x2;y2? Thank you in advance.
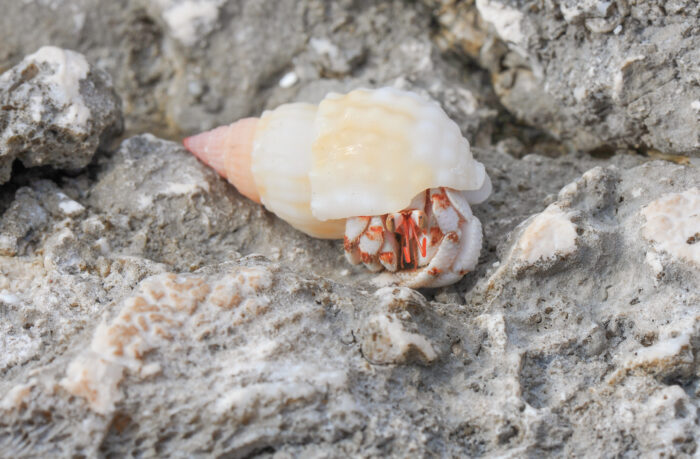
183;88;490;241
183;110;346;239
183;118;260;203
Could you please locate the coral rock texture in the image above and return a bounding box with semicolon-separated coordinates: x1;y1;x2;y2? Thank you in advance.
0;46;122;184
641;188;700;267
1;132;697;456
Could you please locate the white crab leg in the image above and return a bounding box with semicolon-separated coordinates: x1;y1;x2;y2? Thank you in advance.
385;230;462;287
414;270;462;288
402;209;428;267
416;230;432;266
415;230;461;283
358;216;385;272
378;231;399;272
344;216;370;265
415;199;439;266
430;188;460;232
406;190;427;210
346;216;371;240
445;188;482;274
385;189;462;287
444;188;474;220
395;188;483;287
452;217;482;275
369;187;485;287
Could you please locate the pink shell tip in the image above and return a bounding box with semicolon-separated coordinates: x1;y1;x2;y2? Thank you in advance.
183;128;228;177
183;118;261;203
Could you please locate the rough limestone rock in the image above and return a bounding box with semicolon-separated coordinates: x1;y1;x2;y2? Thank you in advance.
2;130;697;456
426;0;700;156
0;46;122;184
0;0;498;145
464;159;699;456
0;257;451;457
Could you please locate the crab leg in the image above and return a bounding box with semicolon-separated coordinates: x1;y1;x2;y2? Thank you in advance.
417;203;463;284
382;189;459;286
430;188;460;233
377;187;483;288
345;215;401;273
357;216;386;272
451;218;482;275
344;216;370;265
445;188;482;274
347;188;482;287
378;231;400;271
386;206;429;268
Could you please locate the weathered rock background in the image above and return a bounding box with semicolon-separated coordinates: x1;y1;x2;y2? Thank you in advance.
1;0;698;457
426;0;700;156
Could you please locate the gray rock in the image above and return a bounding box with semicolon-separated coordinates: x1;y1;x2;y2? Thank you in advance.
87;134;357;282
1;132;697;456
0;46;122;184
463;159;700;456
0;0;498;146
426;0;700;156
458;147;646;295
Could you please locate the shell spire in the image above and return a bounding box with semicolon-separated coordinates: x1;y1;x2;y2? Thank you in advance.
183;118;261;203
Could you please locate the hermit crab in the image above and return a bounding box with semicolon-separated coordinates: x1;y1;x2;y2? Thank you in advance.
183;88;491;287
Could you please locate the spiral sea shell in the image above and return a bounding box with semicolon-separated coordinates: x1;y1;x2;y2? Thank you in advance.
184;87;490;238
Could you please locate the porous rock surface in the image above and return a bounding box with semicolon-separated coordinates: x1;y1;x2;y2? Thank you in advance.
0;46;122;184
3;1;697;155
1;2;699;457
467;161;699;456
1;131;698;456
425;0;700;156
0;0;499;145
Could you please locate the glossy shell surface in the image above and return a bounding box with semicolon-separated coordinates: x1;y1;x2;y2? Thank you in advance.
309;88;487;221
249;87;488;237
252;103;345;238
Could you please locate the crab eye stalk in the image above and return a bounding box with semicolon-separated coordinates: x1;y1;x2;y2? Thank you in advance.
411;210;428;231
385;214;396;232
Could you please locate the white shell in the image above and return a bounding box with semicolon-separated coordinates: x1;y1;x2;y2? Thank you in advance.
310;88;487;220
250;87;489;238
251;103;346;238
